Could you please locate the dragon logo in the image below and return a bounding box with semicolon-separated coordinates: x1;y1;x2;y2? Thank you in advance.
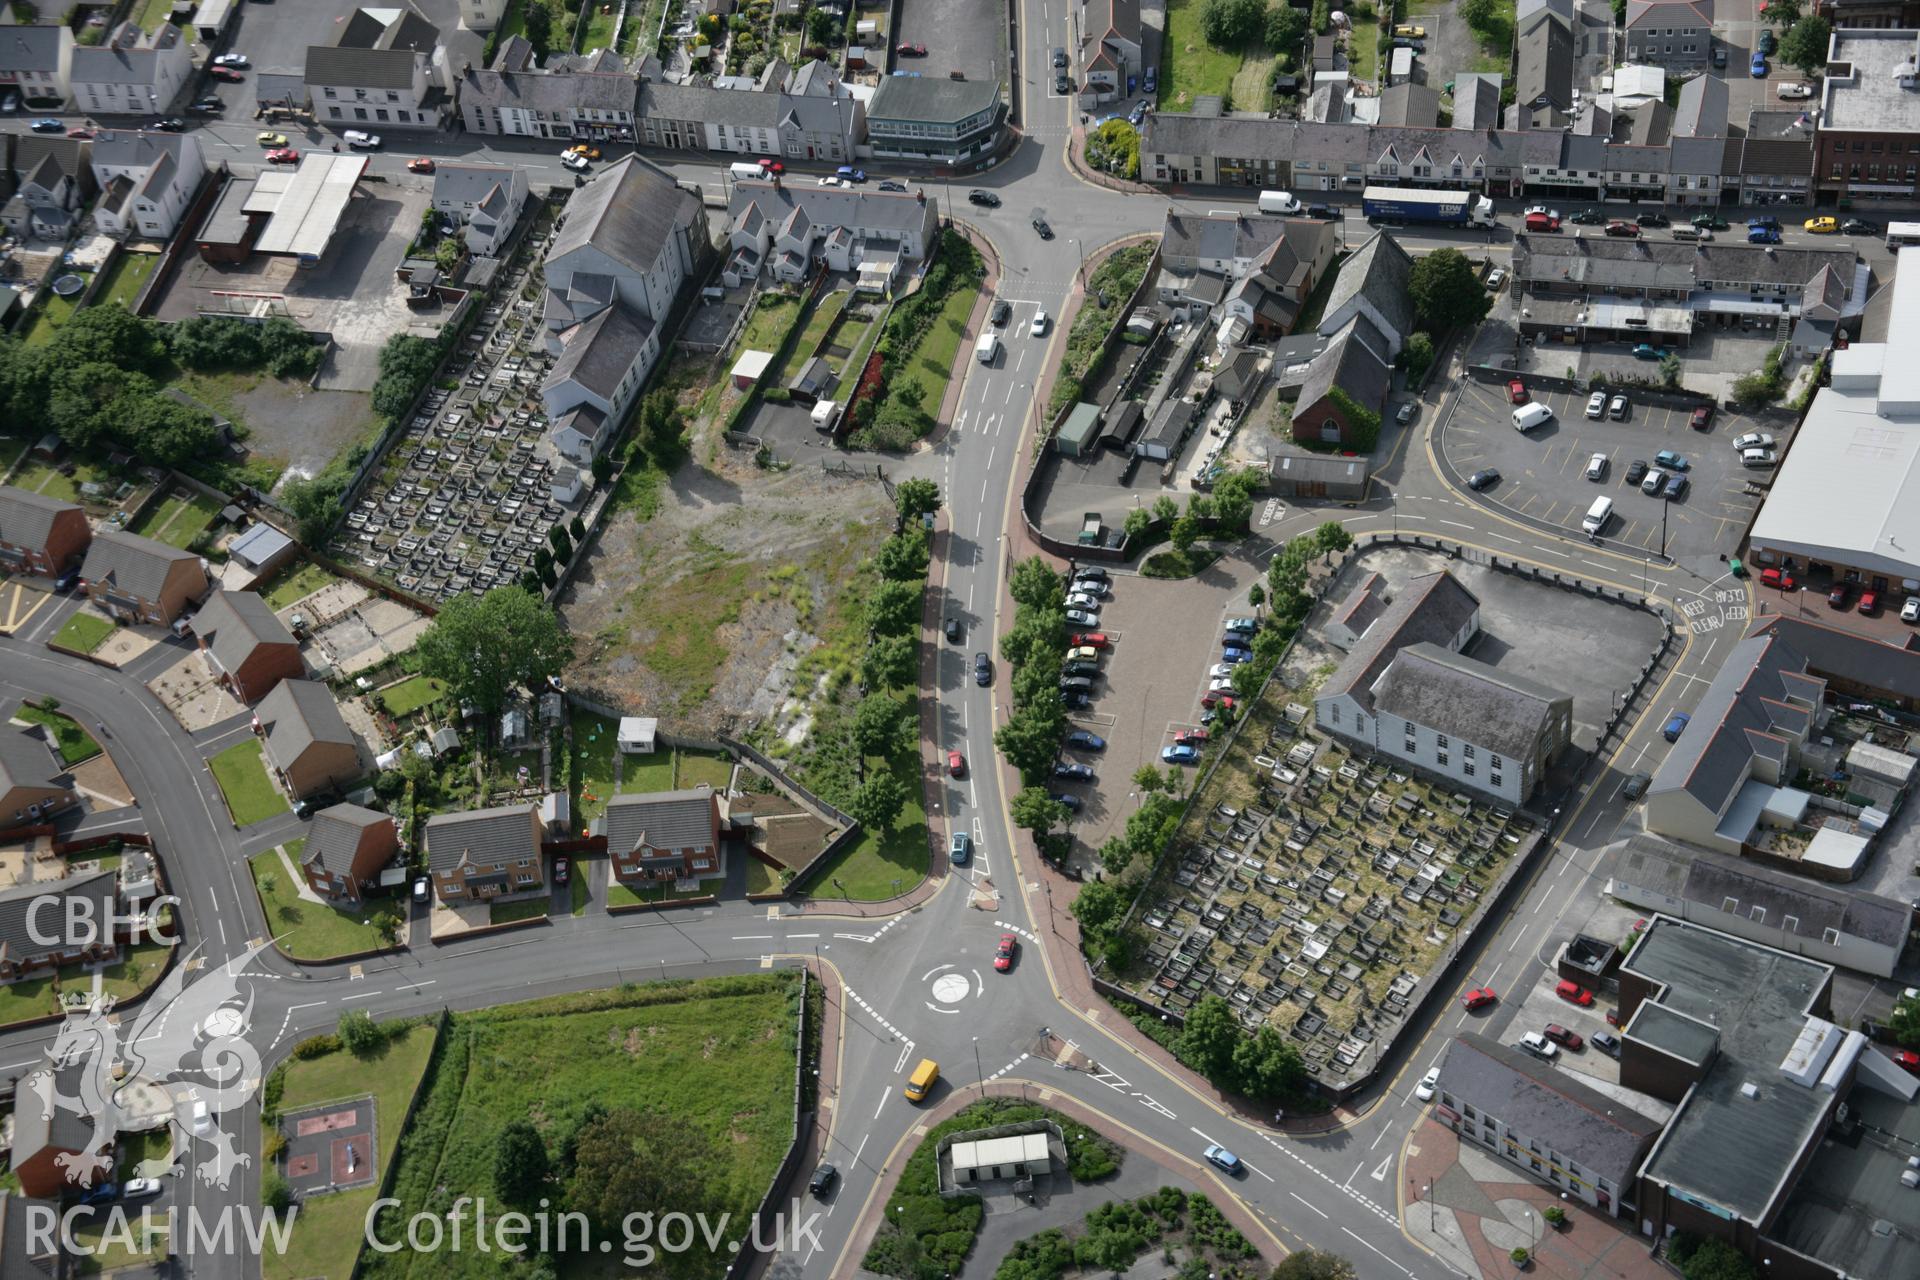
39;939;273;1191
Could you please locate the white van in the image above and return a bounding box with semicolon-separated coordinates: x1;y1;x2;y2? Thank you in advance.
1512;403;1553;432
1582;496;1613;535
342;130;382;150
728;161;764;181
975;331;999;364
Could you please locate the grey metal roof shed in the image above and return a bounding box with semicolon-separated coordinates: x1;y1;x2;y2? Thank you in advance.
1055;404;1101;458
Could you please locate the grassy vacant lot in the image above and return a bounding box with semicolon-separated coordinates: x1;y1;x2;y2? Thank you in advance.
806;705;927;900
1160;0;1248;109
376;675;447;719
262;1024;439;1280
359;978;799;1280
677;748;733;790
130;490;221;550
209;739;289;826
249;846;395;960
577;0;618;51
52;612;115;655
892;273;978;422
259;560;341;609
1050;242;1159;416
14;702;102;766
1467;0;1516;73
0;940;169;1027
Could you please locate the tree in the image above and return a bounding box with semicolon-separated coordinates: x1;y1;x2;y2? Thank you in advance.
998;614;1061;671
564;1107;720;1237
996;703;1066;782
1658;351;1683;390
1210;467;1261;531
1200;0;1265;46
1889;991;1920;1047
1271;1251;1359;1280
846;770;908;831
1248;583;1266;614
337;1009;381;1056
1069;878;1125;936
1169;515;1199;554
874;528;929;581
1122;507;1154;541
569;515;587;540
1779;15;1830;73
635;388;686;460
524;1;554;55
1009;556;1064;611
1408;249;1493;333
1761;0;1802;23
1150;495;1179;525
416;587;574;718
262;1170;292;1213
1011;786;1072;838
866;578;922;636
1459;0;1497;31
1403;330;1436;383
1265;3;1308;53
860;633;917;691
1132;764;1166;794
1674;1237;1758;1280
1175;994;1242;1080
850;692;911;758
894;477;940;522
548;524;573;560
494;1120;550;1207
1315;520;1354;564
371;334;439;421
1232;1025;1306;1100
805;5;835;43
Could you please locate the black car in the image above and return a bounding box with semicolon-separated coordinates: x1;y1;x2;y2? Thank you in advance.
973;652;992;686
1055;73;1071;93
190;97;225;114
1304;204;1336;219
1052;45;1067;67
944;617;962;642
1050;792;1083;812
990;299;1011;326
1570;209;1605;225
1032;216;1053;239
967;189;1000;207
877;180;907;192
1625;459;1648;486
1621;772;1653;801
1062;660;1101;678
150;117;184;131
1061;689;1090;709
1842;217;1877;235
808;1164;838;1197
1052;761;1095;781
1072;565;1109;584
1466;468;1500;491
1066;730;1105;751
1635;211;1670;227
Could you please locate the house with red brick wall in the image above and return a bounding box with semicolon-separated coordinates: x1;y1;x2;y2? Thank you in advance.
595;785;722;884
194;590;303;703
79;528;207;625
425;802;545;903
253;679;361;801
0;727;75;829
10;1067;112;1198
300;802;400;903
0;485;90;578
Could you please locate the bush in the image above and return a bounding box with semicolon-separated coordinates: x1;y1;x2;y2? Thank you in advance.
263;1171;292;1213
291;1033;341;1060
338;1008;384;1057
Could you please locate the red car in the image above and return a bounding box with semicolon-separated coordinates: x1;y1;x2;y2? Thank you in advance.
756;157;784;174
1173;729;1211;747
1895;1050;1920;1076
1689;405;1713;430
210;66;245;81
553;857;570;884
407;157;436;174
1556;979;1595;1007
1506;379;1528;405
1604;220;1641;237
947;750;965;778
1200;690;1237;710
1859;590;1880;615
265;148;300;164
1760;567;1796;591
1543;1024;1584;1051
1829;583;1852;609
1462;987;1497;1012
896;41;927;55
67;127;94;139
994;933;1017;972
1071;632;1109;649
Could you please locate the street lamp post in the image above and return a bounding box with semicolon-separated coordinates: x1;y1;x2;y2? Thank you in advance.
973;1036;985;1096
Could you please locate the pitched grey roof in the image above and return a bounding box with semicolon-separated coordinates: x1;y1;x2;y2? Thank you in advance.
1747;614;1920;704
1440;1033;1662;1191
1739;110;1816;176
433;162;516;211
1144;113;1296;162
1450;74;1503;130
10;1065;101;1161
867;75;999;125
424;801;540;873
467;65;637;113
1648;633;1824;814
11;135;86;183
194;590;295;677
1672;74;1727;138
1371;642;1569;760
1377;82;1441;128
1512;233;1855;293
0;485;79;550
1626;0;1713;26
306;44;419;90
728;180;936;245
640;79;780;127
599;786;718;855
88;128;191;171
1515;11;1574;110
1320;570;1481;709
550;302;656;399
1297;312;1391;415
71;22;182;87
1616;833;1912;950
0;872;114;968
79;528;197;603
0;22;65;75
2;1188;63;1280
302;802;393;873
255;678;354;772
1161;210;1292;266
786;59;840;97
1322;229;1416;341
546;153;698;281
0;724;60;794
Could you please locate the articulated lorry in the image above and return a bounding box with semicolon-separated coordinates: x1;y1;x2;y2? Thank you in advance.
1361;186;1496;227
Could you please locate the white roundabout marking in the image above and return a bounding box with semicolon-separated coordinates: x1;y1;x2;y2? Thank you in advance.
930;973;971;1004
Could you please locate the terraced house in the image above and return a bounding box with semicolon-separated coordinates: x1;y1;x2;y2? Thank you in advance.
304;2;458;131
637;59;863;163
0;485;89;578
78;528;207;626
458;38;637;142
69;22;189;118
425;802;545;903
0;19;74;107
89;128;206;240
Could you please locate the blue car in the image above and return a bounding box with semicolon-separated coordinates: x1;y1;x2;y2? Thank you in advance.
1162;744;1199;765
1632;343;1671;360
1204;1144;1242;1174
1662;711;1691;742
1654;449;1689;471
1220;649;1251;664
29;117;62;132
1750;53;1768;77
1050;792;1083;812
1066;730;1106;751
1747;226;1782;244
949;832;971;866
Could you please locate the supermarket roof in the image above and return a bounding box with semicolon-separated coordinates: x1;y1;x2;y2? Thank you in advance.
249;153;366;258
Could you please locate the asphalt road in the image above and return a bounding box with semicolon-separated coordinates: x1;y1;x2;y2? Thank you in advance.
0;14;1912;1275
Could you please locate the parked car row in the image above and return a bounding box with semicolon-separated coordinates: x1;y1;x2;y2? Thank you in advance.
1059;568;1112;720
1163;617;1259;763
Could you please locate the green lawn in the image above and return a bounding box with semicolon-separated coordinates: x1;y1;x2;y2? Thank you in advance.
1160;0;1252;109
676;748;733;791
248;849;395;960
19;287;81;348
263;1024;439;1280
51;612;115;655
119;1127;172;1179
807;710;928;900
133;0;176;32
357;978;797;1280
1466;0;1516;74
792;289;846;364
892;270;980;424
569;710;622;822
489;896;549;925
259;560;341;609
577;1;619;52
622;749;675;793
744;858;780;895
0;941;169;1027
10;457;114;504
376;675;447;718
606;875;723;906
14;702;102;766
738;292;803;358
130;491;222;550
209;739;289;826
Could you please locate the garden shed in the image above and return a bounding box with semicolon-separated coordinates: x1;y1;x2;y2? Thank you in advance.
1055;403;1101;458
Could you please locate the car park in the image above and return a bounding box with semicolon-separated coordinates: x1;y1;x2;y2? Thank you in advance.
1624;459;1648;486
1066;730;1106;750
1053;761;1094;781
1393;23;1427;36
968;189;1000;207
1053;45;1068;66
1208;676;1234;692
1219;647;1251;663
995;933;1018;971
974;652;993;685
947;750;965;778
1415;1066;1440;1101
1209;663;1236;679
1071;579;1109;598
1144;66;1157;93
1225;617;1258;635
1063;660;1101;678
1461;986;1497;1011
1758;28;1776;53
1467;468;1500;490
1586;453;1608;481
1544;1024;1584;1051
1654;449;1689;471
1586;391;1607;419
1066;646;1101;664
1074;566;1110;584
1905;597;1920;623
949;832;971;865
1688;405;1713;431
1199;690;1236;710
1609;394;1629;420
1556;979;1595;1006
1162;744;1199;764
1060;675;1095;694
1517;1031;1559;1060
1055;73;1072;93
1173;729;1210;746
1776;82;1814;100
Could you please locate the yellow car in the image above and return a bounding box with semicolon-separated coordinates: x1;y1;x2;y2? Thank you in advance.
1393;24;1426;37
1804;216;1839;234
564;144;602;160
257;132;288;147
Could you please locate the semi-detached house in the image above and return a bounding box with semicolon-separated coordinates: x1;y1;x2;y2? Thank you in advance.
426;801;545;903
89;128;205;240
78;528;207;625
0;485;89;578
